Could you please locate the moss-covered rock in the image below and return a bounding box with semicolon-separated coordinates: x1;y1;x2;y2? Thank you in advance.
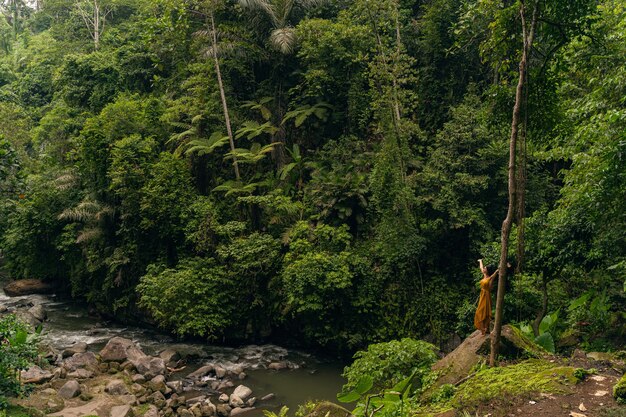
304;401;353;417
452;359;578;408
500;326;551;359
614;373;626;404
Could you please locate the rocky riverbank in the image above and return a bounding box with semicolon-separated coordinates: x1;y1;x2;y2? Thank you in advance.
1;281;343;417
15;335;270;417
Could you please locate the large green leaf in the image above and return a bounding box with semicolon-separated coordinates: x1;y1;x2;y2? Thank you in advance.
534;332;555;353
355;375;373;395
337;390;361;403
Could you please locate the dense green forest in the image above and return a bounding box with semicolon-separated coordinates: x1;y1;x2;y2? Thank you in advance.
0;0;624;355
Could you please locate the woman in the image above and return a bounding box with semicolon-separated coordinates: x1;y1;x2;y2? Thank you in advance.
474;259;499;335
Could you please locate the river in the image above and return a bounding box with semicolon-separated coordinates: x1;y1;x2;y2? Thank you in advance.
0;285;347;415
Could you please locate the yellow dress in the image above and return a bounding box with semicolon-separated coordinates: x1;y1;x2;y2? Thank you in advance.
474;277;492;332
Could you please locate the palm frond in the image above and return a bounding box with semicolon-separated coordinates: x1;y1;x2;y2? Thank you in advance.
76;227;102;244
238;0;279;26
270;27;296;54
185;132;229;157
53;172;79;191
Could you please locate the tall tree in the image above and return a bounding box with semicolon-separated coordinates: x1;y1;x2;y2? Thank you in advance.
237;0;327;169
490;0;538;367
73;0;113;50
201;0;241;180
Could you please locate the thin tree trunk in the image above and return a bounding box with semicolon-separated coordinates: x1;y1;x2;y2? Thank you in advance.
531;274;548;337
490;1;538;367
515;63;530;274
94;0;99;50
209;10;240;181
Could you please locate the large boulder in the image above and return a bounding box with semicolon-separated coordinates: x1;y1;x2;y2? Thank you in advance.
58;380;81;399
232;385;252;401
99;337;146;363
63;352;99;372
132;356;166;380
105;379;129;395
62;342;88;358
15;310;41;329
110;404;133;417
21;366;53;384
28;305;47;322
3;279;56;296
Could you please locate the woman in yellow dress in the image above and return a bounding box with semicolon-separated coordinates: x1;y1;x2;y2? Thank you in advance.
474;259;499;335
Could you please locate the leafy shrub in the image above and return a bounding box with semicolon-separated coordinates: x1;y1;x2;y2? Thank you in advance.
0;315;38;409
137;258;234;339
280;221;364;346
342;338;437;392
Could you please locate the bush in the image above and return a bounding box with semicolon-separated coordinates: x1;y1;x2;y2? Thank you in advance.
137;258;235;339
342;338;437;392
0;315;38;409
614;373;626;404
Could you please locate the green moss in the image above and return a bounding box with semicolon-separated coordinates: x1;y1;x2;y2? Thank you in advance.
452;359;578;408
134;404;152;416
613;373;626;404
507;326;548;358
3;405;36;417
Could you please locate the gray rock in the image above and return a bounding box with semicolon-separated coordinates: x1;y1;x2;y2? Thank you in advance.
58;380;81;399
231;407;255;416
268;362;287;371
214;366;227;378
132;356;166;380
15;310;40;329
229;395;244;408
166;380;183;394
179;409;193;417
63;352;98;372
28;305;47;321
21;366;53;384
67;368;93;379
159;349;181;365
246;398;256;407
109;404;133;417
219;393;229;403
148;374;167;393
238;373;246;380
143;405;159;417
201;401;217;417
216;404;231;417
232;385;252;401
100;337;146;363
188;364;214;379
62;342;88;358
217;380;233;391
131;383;146;396
190;403;203;417
132;374;146;383
0;305;8;313
148;390;166;408
105;379;129;395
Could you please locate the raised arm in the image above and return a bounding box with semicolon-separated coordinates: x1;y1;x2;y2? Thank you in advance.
488;268;499;283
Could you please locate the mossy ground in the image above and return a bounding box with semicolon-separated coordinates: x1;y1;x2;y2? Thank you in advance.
415;359;580;415
3;405;32;417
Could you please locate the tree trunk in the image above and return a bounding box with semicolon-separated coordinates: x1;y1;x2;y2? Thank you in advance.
490;1;538;367
531;274;548;337
209;10;240;181
93;0;99;50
